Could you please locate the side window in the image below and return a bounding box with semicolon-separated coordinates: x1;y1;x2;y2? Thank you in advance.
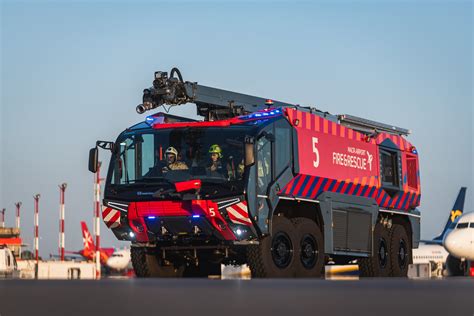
256;136;272;195
141;134;155;176
380;149;399;188
274;119;291;177
123;138;136;183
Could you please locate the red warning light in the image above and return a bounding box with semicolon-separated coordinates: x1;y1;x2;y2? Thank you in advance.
265;99;274;105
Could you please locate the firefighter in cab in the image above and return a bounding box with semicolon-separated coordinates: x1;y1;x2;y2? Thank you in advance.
162;146;188;173
206;144;233;178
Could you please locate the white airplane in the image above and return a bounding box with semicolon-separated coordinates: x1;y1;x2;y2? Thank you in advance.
443;212;474;261
412;243;449;265
106;248;131;271
412;187;466;273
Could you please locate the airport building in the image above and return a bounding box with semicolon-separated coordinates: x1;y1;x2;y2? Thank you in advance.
0;227;22;258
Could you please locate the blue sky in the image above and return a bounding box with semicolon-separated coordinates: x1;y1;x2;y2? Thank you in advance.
1;0;472;257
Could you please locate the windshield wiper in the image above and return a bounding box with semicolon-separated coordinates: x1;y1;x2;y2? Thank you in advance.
128;177;173;184
153;187;181;199
111;178;173;192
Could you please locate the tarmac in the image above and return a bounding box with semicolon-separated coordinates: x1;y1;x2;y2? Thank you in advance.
1;278;473;316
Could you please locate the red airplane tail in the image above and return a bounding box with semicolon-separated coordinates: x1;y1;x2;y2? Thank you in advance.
81;221;95;254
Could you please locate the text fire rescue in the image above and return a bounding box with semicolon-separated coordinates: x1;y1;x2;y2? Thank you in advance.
332;147;374;171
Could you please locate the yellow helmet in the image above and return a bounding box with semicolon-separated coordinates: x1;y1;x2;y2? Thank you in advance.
165;146;178;157
209;144;222;158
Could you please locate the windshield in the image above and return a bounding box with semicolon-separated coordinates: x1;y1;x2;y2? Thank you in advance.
106;126;253;200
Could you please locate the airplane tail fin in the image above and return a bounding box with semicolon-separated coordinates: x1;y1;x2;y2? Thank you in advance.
433;187;466;241
81;221;95;252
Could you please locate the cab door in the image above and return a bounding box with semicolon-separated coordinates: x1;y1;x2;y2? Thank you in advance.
246;126;273;234
247;119;293;235
256;130;274;229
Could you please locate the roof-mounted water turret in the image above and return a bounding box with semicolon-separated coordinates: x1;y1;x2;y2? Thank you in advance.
136;67;298;121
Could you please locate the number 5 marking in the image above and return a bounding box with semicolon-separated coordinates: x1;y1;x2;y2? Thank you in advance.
312;137;319;168
209;208;216;217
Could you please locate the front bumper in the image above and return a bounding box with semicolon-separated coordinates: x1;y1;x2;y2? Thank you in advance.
104;198;257;245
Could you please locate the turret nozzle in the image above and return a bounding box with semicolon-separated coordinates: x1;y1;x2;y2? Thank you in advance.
136;104;146;114
136;101;156;114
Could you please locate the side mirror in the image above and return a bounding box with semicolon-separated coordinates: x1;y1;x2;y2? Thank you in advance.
88;147;98;173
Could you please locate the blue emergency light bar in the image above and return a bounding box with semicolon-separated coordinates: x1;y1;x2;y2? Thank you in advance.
240;108;282;121
145;115;166;126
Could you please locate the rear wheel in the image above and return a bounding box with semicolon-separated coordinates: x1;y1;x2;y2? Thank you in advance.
358;223;391;277
292;218;325;278
389;224;412;277
131;247;183;278
247;215;297;278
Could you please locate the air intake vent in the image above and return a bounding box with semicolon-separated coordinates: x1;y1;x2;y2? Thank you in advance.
333;209;371;253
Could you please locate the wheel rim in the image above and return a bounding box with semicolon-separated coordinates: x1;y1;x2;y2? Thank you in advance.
300;234;318;269
397;238;408;269
378;237;388;269
271;232;293;269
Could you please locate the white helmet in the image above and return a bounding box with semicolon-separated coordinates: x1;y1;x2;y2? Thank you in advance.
165;146;178;157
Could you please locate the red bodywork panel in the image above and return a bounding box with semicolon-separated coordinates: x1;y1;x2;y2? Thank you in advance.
174;179;202;193
127;200;237;242
151;117;244;129
281;108;421;211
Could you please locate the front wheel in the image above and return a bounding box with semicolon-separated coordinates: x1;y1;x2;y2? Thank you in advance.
247;215;297;278
131;247;183;278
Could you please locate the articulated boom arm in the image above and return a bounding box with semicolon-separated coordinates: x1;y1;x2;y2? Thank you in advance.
136;68;297;120
136;68;410;136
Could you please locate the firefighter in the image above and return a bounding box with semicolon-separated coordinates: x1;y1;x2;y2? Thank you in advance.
162;146;188;173
207;144;234;179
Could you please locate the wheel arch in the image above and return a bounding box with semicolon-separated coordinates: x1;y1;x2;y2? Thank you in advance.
272;199;324;232
378;209;420;248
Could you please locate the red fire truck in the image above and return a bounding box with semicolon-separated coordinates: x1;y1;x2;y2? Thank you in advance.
89;68;421;278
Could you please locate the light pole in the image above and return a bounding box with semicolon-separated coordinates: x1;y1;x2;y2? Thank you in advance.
94;162;102;279
15;202;22;258
33;194;40;279
59;183;67;261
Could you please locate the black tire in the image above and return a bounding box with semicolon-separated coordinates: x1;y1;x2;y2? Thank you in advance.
131;247;183;278
358;223;391;277
446;255;465;276
247;215;297;278
291;218;325;278
389;224;412;277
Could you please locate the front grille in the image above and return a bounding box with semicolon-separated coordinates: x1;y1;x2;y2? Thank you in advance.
145;216;220;241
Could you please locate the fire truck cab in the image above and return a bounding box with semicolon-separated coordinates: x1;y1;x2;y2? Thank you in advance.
89;68;421;278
